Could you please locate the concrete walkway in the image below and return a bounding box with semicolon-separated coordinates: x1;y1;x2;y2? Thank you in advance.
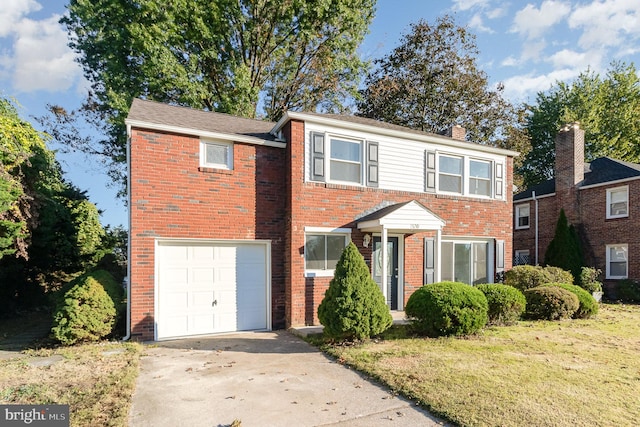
129;331;445;427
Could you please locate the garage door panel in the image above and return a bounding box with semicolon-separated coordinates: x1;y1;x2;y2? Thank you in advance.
157;241;268;339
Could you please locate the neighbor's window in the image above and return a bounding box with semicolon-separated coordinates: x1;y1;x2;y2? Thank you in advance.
606;244;628;279
469;159;492;196
200;140;233;170
305;233;349;272
514;249;530;266
329;137;362;184
515;204;530;229
606;186;628;219
439;154;463;194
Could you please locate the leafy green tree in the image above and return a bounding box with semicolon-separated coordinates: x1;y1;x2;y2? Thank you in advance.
357;15;523;149
544;209;584;282
519;62;640;188
56;0;375;191
317;241;392;341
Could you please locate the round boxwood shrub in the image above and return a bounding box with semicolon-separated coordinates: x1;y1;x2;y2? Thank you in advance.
52;274;117;345
505;265;551;291
543;283;598;319
543;266;574;285
475;284;526;326
317;242;393;341
405;282;488;337
523;286;579;320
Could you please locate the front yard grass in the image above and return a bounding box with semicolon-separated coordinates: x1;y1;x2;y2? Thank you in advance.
316;303;640;426
0;341;142;427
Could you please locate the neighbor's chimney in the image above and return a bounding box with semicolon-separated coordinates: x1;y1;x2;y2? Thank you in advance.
555;122;584;190
445;125;466;141
555;122;584;225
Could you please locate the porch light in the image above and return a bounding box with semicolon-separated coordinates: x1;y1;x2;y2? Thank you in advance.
363;234;371;248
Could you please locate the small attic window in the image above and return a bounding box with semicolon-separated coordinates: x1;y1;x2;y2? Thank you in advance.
200;140;233;170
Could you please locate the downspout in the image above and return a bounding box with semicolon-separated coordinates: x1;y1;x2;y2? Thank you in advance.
533;191;539;265
122;123;132;341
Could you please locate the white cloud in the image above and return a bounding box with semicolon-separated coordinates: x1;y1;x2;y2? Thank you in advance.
502;68;580;101
547;48;602;70
0;0;41;37
469;13;494;33
521;40;547;63
0;2;84;94
569;0;640;50
511;1;571;39
501;56;518;67
487;7;507;19
452;0;490;11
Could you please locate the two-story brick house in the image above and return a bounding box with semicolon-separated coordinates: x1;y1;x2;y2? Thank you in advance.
126;99;516;341
513;123;640;290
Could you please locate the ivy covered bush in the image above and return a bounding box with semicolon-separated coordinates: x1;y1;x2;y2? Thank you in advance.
317;242;392;341
475;284;526;326
505;265;551;291
51;271;118;345
543;283;598;319
405;282;488;337
524;286;579;320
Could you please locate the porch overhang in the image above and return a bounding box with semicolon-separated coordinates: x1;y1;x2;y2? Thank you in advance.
357;200;445;233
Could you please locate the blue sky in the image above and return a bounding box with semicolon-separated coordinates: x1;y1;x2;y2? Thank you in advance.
1;0;640;228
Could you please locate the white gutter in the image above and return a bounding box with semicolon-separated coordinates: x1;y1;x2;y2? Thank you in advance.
533;191;539;265
122;123;132;342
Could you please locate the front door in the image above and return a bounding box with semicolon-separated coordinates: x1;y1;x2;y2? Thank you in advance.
372;237;399;310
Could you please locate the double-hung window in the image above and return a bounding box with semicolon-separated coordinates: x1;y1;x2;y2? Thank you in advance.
329;138;362;184
200;140;233;170
441;241;489;285
606;186;628;219
304;229;350;275
469;159;491;196
606;244;628;279
439;155;463;194
515;204;530;229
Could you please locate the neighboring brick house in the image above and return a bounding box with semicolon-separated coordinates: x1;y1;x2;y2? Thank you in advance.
126;98;516;341
513;123;640;289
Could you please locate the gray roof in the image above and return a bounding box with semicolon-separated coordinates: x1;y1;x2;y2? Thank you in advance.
126;98;278;141
356;201;413;222
514;157;640;200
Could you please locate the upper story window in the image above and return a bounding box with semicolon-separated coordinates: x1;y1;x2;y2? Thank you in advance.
606;186;628;219
515;204;530;229
438;155;463;193
469;159;491;196
310;132;379;187
200;140;233;170
304;227;351;276
330;138;361;184
606;244;628;279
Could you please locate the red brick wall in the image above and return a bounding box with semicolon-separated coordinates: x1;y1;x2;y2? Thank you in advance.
129;128;287;340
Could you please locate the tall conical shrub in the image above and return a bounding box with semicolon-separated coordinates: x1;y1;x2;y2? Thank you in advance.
544;209;584;281
318;242;393;341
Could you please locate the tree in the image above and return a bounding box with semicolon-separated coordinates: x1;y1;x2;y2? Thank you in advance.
317;242;392;341
518;62;640;188
56;0;375;192
357;15;522;148
544;209;584;282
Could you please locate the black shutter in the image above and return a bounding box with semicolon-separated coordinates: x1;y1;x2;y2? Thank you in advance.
311;132;325;181
366;141;379;187
425;151;436;192
424;237;436;284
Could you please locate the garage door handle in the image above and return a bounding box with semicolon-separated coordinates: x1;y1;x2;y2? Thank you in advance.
212;299;217;307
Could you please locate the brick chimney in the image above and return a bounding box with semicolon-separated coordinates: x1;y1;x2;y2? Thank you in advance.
445;125;466;141
555;122;584;224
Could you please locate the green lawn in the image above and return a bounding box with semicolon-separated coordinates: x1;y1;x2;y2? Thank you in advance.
316;304;640;426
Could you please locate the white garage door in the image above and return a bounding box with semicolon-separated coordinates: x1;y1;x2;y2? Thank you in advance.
156;240;269;340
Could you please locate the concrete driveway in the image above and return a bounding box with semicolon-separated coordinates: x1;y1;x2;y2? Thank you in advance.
129;331;444;427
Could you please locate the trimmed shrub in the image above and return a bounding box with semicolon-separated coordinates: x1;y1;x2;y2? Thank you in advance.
405;282;488;337
524;286;579;320
475;284;526;326
616;279;640;303
505;265;550;291
543;283;598;319
51;274;116;345
579;267;603;293
543;266;574;285
317;242;392;341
